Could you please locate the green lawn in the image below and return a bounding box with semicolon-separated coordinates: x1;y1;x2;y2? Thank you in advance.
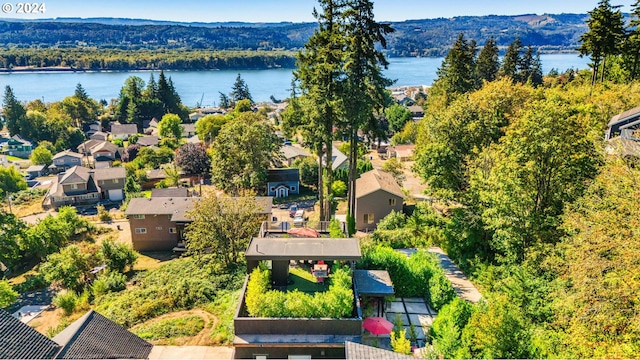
287;266;329;293
6;155;28;162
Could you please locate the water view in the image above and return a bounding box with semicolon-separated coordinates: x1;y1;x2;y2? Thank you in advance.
0;54;589;107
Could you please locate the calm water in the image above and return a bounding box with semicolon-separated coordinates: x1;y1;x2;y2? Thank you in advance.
0;54;589;107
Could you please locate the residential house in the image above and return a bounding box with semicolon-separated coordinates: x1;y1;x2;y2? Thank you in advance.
26;164;47;178
388;144;415;161
407;105;425;120
280;144;310;167
142;168;167;189
110;123;138;140
355;169;404;231
4;135;33;158
76;140;120;168
125;196;272;251
136;135;159;147
235;235;365;359
322;145;349;171
76;140;103;155
44;166;125;209
606;105;640;140
144;118;159;135
82;121;102;138
51;150;84;173
0;309;152;360
89;131;108;141
267;168;300;198
181;123;197;138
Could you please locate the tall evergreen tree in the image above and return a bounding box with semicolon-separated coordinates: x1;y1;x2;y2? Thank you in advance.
476;36;500;83
624;0;640;81
341;0;394;233
434;33;478;94
2;86;26;136
293;0;347;222
579;0;625;83
500;37;522;81
230;73;253;104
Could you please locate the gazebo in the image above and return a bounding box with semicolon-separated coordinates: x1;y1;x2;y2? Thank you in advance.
245;237;362;287
353;270;395;317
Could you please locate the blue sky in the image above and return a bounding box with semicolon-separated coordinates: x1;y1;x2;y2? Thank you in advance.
4;0;637;22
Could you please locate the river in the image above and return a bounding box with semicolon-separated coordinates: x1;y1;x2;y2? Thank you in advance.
0;54;589;107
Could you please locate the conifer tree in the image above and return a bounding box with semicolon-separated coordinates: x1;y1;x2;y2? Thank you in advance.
579;0;625;83
2;86;26;136
624;0;640;81
434;33;478;94
230;73;253;104
476;36;500;83
341;0;394;233
500;37;522;81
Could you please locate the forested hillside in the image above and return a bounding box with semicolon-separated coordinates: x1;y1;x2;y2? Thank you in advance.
1;13;593;56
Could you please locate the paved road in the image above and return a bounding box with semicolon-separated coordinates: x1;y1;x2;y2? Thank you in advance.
397;247;483;303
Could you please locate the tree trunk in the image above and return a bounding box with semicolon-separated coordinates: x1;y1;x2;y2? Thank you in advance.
317;146;325;222
347;126;358;235
324;140;333;222
600;56;607;83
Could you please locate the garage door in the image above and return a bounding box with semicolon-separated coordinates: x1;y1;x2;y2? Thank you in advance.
108;189;124;201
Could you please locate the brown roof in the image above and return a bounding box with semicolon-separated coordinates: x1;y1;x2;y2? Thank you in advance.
136;136;159;147
90;141;119;154
356;169;405;199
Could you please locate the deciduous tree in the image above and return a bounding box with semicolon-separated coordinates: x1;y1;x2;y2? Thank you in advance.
30;144;53;167
175;142;211;176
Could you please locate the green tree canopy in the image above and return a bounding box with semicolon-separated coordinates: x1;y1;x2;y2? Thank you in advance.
158;113;183;140
195;114;227;144
0;166;27;198
30;144;53;167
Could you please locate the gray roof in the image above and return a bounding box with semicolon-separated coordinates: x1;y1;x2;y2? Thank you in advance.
356;169;405;199
608;105;640;127
77;139;103;153
328;145;348;171
181;123;196;134
267;168;299;183
353;270;395;297
151;187;189;198
281;145;310;160
345;341;415;360
52;310;152;359
53;150;83;160
93;167;126;181
245;237;361;261
90;141;119;154
110;123;138;135
186;134;201;144
125;197;196;216
0;309;61;359
136;136;159;147
146;168;167;180
59;165;92;185
27;164;46;172
169;196;272;223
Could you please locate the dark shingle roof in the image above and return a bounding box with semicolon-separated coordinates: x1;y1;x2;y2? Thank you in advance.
59;166;92;185
93;167;126;181
52;310;152;359
110;124;138;135
345;341;414;359
0;309;61;359
267;168;299;183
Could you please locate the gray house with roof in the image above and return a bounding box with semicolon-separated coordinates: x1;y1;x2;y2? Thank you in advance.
110;123;138;140
355;169;405;231
51;150;84;173
44;166;126;209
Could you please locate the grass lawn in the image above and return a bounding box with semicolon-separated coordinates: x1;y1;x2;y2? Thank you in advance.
287;266;329;293
6;155;27;162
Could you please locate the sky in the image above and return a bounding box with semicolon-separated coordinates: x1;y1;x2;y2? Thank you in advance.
1;0;637;23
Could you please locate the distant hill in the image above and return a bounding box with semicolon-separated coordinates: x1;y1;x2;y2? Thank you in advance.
0;13;608;56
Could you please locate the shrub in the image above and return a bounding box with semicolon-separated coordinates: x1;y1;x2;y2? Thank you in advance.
53;291;78;316
428;270;456;311
430;297;474;358
391;329;412;355
329;218;346;238
100;239;138;273
332;180;347;197
245;267;354;318
132;315;205;340
46;318;70;338
0;280;18;309
92;271;127;296
376;210;406;230
97;205;112;222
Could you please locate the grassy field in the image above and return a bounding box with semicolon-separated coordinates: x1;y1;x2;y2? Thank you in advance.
287;266;329;293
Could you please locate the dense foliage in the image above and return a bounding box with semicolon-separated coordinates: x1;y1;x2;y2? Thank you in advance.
245;266;354;318
96;255;244;327
132;315;205;341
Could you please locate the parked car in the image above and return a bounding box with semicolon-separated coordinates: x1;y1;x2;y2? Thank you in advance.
79;207;98;216
293;210;305;226
289;204;298;217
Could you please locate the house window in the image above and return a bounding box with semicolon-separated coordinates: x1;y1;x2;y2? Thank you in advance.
114;178;120;183
364;213;374;224
71;184;78;190
290;186;296;191
270;187;275;191
133;214;145;219
156;226;163;231
169;228;177;234
71;158;78;162
389;198;396;206
135;228;147;234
